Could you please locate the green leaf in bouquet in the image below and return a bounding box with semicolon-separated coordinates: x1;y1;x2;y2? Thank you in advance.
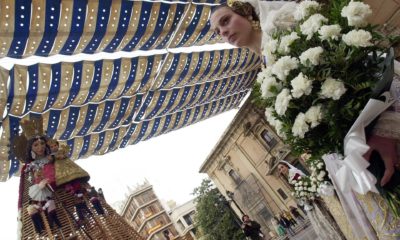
269;85;280;95
311;97;322;106
371;48;394;99
371;30;387;42
353;81;372;91
388;35;400;46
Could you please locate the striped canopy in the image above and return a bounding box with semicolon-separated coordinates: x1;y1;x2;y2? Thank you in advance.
0;0;225;58
0;0;261;181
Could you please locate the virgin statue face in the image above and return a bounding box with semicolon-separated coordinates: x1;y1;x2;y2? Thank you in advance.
31;139;46;158
210;7;253;47
278;163;289;176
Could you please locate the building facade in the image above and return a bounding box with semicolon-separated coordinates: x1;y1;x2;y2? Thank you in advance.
199;99;305;236
168;199;197;240
120;181;179;240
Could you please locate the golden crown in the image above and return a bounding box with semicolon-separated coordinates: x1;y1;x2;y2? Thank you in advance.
11;116;45;162
19;117;44;139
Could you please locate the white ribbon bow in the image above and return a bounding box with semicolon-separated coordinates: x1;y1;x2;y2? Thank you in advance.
335;92;394;194
334;152;378;194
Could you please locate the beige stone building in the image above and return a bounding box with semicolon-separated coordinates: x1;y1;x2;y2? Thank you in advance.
168;199;197;240
120;181;179;240
199;98;306;235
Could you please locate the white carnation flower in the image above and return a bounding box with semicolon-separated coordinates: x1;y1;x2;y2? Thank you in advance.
342;29;373;47
305;105;323;128
271;56;299;81
319;77;347;100
274;120;286;139
263;38;278;66
261;76;281;98
265;107;276;125
292;113;309;138
256;66;273;84
265;108;285;139
294;1;321;21
317;162;324;169
256;68;268;84
317;170;326;181
311;176;317;182
299;46;324;66
318;25;341;41
291;72;313;98
341;1;372;27
263;38;278;54
265;52;277;66
278;32;300;54
300;14;328;40
275;88;292;115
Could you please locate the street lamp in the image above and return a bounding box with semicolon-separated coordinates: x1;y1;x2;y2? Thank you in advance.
225;190;245;217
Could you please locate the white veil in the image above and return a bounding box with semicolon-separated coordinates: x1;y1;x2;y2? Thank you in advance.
279;160;306;182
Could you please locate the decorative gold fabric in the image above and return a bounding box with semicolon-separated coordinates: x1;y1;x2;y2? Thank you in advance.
356;192;400;240
54;156;90;187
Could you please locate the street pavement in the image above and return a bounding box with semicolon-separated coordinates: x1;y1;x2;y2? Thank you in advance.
275;224;319;240
288;225;318;240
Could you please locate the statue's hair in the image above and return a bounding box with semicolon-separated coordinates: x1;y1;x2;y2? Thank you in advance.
46;138;59;146
211;2;259;22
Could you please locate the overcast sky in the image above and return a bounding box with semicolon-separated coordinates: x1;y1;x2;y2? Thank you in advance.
0;108;239;239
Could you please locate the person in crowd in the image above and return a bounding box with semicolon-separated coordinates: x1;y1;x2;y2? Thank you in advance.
27;200;44;235
279;213;295;236
241;214;264;240
42;196;62;230
290;205;306;224
74;190;92;223
210;1;298;56
278;161;305;182
284;209;297;226
271;217;286;237
98;188;105;199
88;187;105;215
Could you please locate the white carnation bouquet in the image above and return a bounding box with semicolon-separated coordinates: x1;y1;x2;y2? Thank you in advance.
252;0;399;204
291;160;328;200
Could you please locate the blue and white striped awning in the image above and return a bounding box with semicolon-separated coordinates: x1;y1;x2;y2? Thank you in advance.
0;0;227;58
0;48;260;180
0;0;261;181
